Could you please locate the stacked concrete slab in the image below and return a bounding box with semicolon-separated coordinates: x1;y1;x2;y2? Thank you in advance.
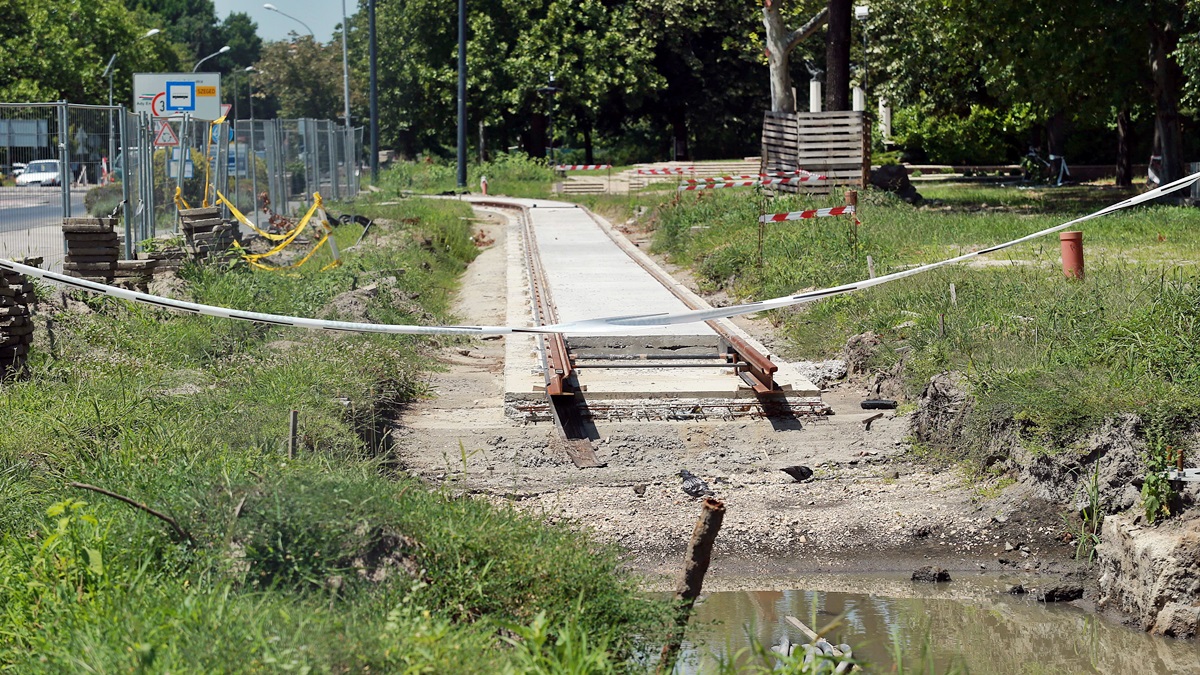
113;260;157;292
62;217;119;283
179;207;238;259
0;257;37;380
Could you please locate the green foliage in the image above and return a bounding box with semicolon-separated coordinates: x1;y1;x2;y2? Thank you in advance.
891;102;1036;164
84;182;125;217
649;184;1200;473
379;152;554;198
0;196;670;671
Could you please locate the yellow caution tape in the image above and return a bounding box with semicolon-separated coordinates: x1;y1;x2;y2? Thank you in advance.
215;191;303;241
174;186;191;211
230;193;341;272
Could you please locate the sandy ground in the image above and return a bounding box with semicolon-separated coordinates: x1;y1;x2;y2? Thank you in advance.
394;209;1077;589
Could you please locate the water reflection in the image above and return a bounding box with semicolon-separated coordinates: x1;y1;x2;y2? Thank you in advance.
681;575;1200;674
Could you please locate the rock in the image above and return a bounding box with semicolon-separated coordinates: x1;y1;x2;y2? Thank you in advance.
1005;542;1015;552
1033;585;1083;602
792;360;848;388
1007;584;1027;595
633;484;647;497
912;565;951;583
911;371;973;451
842;332;881;375
869;164;923;204
1097;512;1200;634
1151;602;1200;639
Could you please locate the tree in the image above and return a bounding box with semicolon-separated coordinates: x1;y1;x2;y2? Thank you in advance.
124;0;222;65
823;0;851;110
0;0;165;103
254;38;343;119
762;0;827;112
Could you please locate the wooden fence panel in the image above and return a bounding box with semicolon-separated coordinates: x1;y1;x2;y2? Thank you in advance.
762;111;870;195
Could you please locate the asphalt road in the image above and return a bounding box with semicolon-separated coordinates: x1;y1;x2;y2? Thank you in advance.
0;187;88;233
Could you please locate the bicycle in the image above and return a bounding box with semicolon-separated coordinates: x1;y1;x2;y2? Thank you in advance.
1021;146;1070;186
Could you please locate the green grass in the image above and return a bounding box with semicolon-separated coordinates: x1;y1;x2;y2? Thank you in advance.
648;185;1200;469
377;153;555;199
0;196;671;672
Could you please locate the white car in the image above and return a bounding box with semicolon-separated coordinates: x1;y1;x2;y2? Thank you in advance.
15;160;61;186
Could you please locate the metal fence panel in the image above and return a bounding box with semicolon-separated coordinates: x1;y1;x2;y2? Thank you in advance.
3;100;359;267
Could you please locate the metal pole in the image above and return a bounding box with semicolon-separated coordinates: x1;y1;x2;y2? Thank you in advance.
119;106;133;259
250;119;260;230
368;0;379;183
57;101;71;222
341;0;352;129
456;0;467;188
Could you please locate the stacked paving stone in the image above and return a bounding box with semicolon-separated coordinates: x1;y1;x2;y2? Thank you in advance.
0;257;37;380
113;260;157;292
179;207;238;259
62;217;119;283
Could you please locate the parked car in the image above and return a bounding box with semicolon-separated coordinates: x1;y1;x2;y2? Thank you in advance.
15;160;61;186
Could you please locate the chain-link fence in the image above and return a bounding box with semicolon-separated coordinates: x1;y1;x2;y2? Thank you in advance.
1;101;361;269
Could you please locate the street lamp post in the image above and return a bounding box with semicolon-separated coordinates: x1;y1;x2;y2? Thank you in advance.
538;73;560;168
104;28;160;182
193;45;230;72
263;3;315;39
455;0;467;188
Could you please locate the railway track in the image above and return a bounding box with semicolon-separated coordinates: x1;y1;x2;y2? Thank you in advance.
472;198;828;468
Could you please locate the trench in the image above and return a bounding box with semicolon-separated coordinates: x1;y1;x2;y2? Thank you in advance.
678;574;1200;674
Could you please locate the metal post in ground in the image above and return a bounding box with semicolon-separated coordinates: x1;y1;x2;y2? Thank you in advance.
456;0;467;189
57;102;71;229
119;106;133;259
368;0;379;184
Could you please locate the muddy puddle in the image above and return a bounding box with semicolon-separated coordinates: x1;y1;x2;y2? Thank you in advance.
678;573;1200;674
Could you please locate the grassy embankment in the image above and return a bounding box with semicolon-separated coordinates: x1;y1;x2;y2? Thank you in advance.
0;196;671;672
379;153;555;199
584;183;1198;514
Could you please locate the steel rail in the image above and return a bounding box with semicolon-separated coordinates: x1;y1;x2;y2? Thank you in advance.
578;207;781;393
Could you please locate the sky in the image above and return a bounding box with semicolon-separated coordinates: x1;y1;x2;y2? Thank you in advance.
212;0;355;44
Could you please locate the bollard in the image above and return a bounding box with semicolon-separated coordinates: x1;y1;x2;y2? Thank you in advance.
1060;231;1084;280
480;174;488;195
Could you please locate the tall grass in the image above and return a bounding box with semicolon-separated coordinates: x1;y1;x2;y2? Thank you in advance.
648;186;1200;468
0;197;670;671
378;152;555;198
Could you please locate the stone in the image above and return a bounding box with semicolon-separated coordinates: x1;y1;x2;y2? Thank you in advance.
911;565;951;583
1034;585;1083;602
869;164;923;204
1007;584;1026;595
1151;602;1200;639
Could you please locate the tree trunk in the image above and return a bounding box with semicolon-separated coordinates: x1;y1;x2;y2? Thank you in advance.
1116;108;1132;187
762;2;829;113
584;125;594;165
1150;16;1184;184
763;2;795;112
670;109;690;161
824;0;852;111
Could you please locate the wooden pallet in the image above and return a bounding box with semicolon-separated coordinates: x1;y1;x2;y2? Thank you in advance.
762;111;870;195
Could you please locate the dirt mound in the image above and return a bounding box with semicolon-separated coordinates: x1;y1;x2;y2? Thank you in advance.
321;276;435;324
911;371;973;450
148;270;189;300
841;331;880;375
1017;415;1144;515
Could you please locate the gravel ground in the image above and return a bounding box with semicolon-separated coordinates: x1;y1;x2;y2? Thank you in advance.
394;211;1077;587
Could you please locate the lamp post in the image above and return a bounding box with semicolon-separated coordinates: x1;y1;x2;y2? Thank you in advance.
104;28;160;182
854;5;868;112
193;45;230;72
538;73;560;168
455;0;466;188
369;0;378;183
263;3;315;39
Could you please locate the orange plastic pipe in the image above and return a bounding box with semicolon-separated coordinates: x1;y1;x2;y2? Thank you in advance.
1060;231;1084;280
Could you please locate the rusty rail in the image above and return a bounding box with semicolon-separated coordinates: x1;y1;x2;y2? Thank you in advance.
580;207;782;393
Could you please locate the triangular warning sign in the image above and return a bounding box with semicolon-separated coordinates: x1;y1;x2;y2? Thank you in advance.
154;120;180;147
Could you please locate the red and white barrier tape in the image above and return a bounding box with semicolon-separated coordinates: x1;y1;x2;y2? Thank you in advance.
555;164;612;171
678;180;759;191
759;205;856;222
684;174;827;184
637;167;693;175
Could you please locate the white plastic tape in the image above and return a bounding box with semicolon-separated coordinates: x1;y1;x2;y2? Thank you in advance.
3;171;1195;337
